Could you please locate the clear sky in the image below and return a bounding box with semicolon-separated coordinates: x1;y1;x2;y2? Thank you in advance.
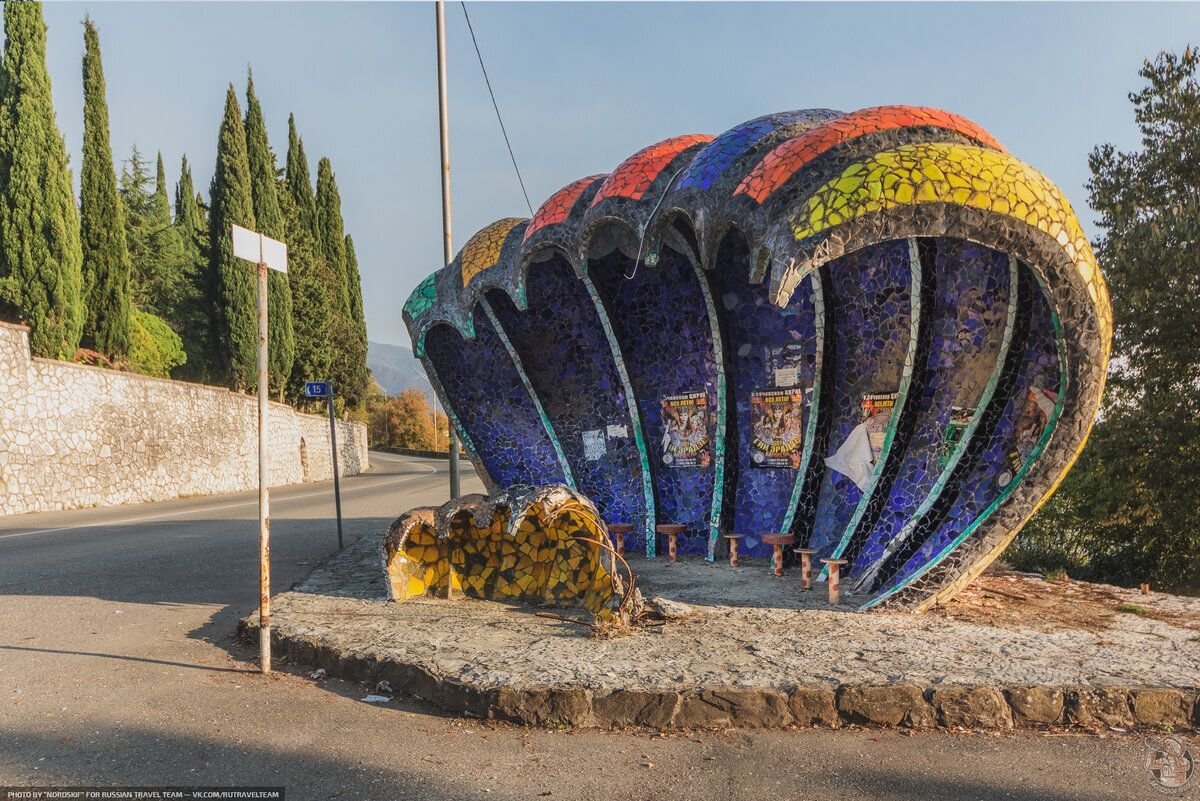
30;2;1200;348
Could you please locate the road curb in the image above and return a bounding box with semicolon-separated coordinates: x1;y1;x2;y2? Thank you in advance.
239;619;1200;733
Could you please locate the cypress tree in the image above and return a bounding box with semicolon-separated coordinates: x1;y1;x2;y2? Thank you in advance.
314;157;371;407
0;0;84;359
283;115;335;404
244;70;294;396
146;150;186;318
152;151;171;227
207;84;257;390
171;155;214;382
341;233;370;406
175;155;205;248
281;182;336;404
314;157;350;315
285;114;317;235
78;17;130;358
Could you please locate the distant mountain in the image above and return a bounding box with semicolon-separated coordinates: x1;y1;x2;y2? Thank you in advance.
367;340;434;400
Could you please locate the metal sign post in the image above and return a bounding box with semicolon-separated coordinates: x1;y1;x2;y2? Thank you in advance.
233;224;288;675
255;260;271;675
304;380;343;549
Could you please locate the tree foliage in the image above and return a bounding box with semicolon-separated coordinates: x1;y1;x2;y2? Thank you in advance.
282;117;338;406
244;70;294;396
314;157;350;315
207;84;257;390
370;389;448;451
285;114;317;235
79;17;130;359
171;154;215;382
314;157;369;407
1015;47;1200;593
0;0;84;359
128;307;185;378
117;146;152;280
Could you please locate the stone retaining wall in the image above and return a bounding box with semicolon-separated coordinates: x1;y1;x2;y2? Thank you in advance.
241;619;1200;732
0;321;368;516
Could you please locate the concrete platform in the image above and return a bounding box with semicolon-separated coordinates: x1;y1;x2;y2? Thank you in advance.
242;532;1200;731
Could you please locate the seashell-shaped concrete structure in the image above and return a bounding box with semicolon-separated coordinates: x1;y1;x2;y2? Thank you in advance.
403;106;1111;611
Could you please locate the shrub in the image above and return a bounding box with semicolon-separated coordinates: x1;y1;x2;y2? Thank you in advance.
128;308;185;378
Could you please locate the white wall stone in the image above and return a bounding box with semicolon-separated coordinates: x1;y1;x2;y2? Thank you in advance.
0;321;369;516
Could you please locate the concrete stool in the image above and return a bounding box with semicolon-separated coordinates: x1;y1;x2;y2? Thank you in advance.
724;534;745;567
656;524;687;562
795;548;818;591
761;533;796;577
607;523;633;558
821;558;848;605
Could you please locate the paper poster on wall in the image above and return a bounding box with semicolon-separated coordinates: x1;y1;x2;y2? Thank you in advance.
937;406;975;470
660;391;711;467
998;384;1056;487
860;391;899;459
750;388;805;468
766;342;806;388
582;429;606;461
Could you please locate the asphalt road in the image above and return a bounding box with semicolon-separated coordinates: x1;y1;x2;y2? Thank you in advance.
0;453;1187;800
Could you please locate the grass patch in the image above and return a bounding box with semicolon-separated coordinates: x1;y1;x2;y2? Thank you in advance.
1043;568;1069;583
1117;603;1152;617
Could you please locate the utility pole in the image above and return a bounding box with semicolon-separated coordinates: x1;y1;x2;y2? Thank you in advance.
436;0;460;499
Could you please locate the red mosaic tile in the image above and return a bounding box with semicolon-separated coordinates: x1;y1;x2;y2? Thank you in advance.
735;106;1005;204
591;134;714;205
524;175;607;241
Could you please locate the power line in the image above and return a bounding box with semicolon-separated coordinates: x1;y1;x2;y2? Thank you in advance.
459;1;534;217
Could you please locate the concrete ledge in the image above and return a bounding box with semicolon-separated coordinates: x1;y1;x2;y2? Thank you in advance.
239;620;1200;733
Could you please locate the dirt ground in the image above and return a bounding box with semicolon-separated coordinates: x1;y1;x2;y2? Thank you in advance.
937;568;1200;634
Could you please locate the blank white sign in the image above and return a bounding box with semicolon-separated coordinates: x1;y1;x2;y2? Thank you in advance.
260;236;287;274
231;224;288;273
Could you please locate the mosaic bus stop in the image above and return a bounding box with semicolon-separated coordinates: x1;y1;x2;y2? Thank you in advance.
242;105;1196;732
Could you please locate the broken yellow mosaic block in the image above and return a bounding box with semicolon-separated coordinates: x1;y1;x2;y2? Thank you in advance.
384;489;618;618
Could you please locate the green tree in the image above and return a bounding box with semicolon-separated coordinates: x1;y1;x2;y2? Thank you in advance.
118;145;154;300
314;157;349;315
0;0;84;359
146;151;187;317
314;157;370;407
285;113;317;235
281;182;336;405
171;155;215;382
175;155;205;238
282;117;335;405
207;84;257;390
244;70;294;397
1017;47;1200;594
342;233;370;404
152;151;171;226
78;17;130;359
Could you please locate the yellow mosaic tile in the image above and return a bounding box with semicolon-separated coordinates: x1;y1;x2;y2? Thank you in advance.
792;143;1111;348
459;217;526;287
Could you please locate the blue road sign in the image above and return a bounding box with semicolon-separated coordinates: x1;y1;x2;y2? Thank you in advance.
304;381;331;398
